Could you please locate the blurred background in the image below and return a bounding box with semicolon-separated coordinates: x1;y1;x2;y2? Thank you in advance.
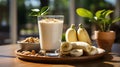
0;0;120;45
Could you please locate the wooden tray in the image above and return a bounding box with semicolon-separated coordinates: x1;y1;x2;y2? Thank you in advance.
15;49;106;63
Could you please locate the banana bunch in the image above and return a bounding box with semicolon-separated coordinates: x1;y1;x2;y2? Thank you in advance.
65;24;77;42
62;24;105;57
65;23;92;45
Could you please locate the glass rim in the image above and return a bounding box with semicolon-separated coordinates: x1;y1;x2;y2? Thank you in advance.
37;15;64;17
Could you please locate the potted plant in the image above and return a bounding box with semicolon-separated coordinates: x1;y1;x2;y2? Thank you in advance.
76;8;120;52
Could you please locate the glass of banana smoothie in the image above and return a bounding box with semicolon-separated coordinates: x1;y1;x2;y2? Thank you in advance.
38;15;64;51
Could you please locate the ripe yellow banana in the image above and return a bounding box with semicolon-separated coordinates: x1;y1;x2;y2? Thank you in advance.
65;24;77;42
77;24;92;45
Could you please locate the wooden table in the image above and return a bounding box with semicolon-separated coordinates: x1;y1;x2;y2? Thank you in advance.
0;44;120;67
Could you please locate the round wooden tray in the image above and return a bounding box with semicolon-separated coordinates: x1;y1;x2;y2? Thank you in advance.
15;49;106;63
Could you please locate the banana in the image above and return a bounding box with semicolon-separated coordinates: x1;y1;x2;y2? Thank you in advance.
97;48;105;54
70;49;83;57
88;46;98;55
60;42;72;56
77;24;92;45
71;42;91;53
65;24;77;42
59;42;105;56
60;42;72;52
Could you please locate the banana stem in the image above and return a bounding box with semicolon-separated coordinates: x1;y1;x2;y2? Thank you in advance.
71;24;75;29
79;24;84;28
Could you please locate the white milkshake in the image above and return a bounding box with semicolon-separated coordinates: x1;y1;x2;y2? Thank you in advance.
38;15;64;51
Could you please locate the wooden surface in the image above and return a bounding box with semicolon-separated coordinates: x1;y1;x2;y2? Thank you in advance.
0;44;120;67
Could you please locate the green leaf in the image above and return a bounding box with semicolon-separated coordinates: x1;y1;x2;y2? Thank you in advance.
41;12;48;16
95;9;105;18
112;17;120;23
31;9;40;12
76;8;93;19
62;33;66;41
29;6;49;16
104;18;111;24
40;6;49;15
29;12;39;16
104;10;113;18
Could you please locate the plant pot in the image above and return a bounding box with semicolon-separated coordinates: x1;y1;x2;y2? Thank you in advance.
94;31;116;52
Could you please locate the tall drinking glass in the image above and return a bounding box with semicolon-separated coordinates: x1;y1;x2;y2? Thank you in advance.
38;15;64;51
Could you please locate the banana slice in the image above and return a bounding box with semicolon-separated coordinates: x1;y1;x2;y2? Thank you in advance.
60;42;72;52
70;49;83;57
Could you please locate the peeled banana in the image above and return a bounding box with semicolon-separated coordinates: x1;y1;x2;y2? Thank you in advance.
65;24;77;42
70;49;83;57
60;42;105;56
60;42;72;55
70;42;91;53
88;46;98;55
77;24;92;45
97;48;105;54
60;42;72;52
